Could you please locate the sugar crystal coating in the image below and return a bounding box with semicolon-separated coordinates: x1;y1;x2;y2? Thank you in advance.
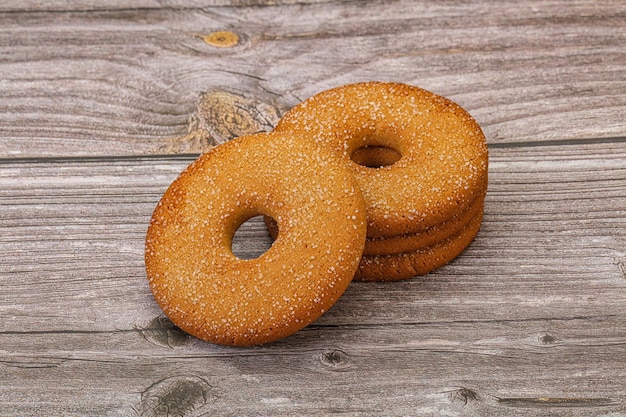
275;81;489;238
145;132;367;346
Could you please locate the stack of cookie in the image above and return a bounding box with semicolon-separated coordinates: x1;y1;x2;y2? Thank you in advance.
271;82;489;281
146;81;489;346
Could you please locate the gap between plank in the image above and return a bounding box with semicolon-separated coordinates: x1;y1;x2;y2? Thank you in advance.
0;136;625;166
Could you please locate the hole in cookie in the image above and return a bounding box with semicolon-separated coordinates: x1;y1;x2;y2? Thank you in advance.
350;145;401;168
231;215;276;260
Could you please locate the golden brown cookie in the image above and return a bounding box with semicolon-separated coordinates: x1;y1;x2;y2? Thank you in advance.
265;204;485;282
263;189;483;256
145;132;367;346
363;192;485;256
274;81;489;238
354;208;484;282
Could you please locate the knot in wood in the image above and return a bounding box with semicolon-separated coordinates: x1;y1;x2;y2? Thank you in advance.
201;31;239;48
451;387;479;406
194;91;280;146
138;376;215;417
157;91;280;153
320;349;351;370
538;332;561;345
141;316;190;348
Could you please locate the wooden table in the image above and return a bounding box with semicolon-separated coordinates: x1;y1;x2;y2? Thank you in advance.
1;1;625;415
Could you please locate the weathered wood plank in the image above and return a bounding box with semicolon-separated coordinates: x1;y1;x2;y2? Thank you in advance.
1;0;624;157
1;1;625;415
1;142;625;415
1;315;624;416
0;0;334;12
1;142;625;332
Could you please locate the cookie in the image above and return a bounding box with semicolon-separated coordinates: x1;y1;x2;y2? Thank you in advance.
145;132;367;346
274;81;489;238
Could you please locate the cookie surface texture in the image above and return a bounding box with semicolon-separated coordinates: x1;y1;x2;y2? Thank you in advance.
145;132;367;346
275;81;489;237
264;191;483;256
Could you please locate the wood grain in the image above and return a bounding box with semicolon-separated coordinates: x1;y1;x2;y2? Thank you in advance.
1;1;625;415
1;143;625;415
1;0;624;157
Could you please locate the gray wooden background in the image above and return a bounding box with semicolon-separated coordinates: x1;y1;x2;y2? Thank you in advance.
1;1;625;416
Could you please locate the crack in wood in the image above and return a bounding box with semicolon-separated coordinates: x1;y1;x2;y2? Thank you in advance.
497;396;618;408
488;135;626;149
0;358;66;369
614;256;626;279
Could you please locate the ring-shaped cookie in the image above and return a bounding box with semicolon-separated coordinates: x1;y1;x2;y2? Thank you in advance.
145;132;367;346
275;82;489;237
